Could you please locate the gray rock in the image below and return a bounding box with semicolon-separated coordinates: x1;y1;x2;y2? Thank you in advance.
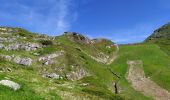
39;51;64;65
13;56;32;66
43;73;60;79
0;43;4;49
0;80;20;91
5;42;42;51
5;43;20;51
0;37;16;43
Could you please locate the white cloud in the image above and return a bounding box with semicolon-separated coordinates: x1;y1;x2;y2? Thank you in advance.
0;0;77;35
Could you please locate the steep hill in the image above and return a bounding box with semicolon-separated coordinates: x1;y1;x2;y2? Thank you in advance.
0;27;123;100
145;23;170;55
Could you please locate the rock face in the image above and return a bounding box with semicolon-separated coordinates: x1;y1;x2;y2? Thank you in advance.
13;56;32;66
5;43;42;51
0;80;20;91
39;51;65;65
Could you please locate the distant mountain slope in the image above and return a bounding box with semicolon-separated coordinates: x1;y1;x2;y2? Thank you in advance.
145;23;170;55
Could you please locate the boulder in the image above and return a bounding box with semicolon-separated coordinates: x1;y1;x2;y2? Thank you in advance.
43;73;60;79
0;80;20;91
13;56;32;66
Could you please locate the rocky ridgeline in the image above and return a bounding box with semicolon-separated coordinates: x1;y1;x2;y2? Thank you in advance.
64;32;114;45
64;32;91;44
0;54;32;66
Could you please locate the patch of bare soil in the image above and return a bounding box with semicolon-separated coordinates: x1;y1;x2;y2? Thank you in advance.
126;60;170;100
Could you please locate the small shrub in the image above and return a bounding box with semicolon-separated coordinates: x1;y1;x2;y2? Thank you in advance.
39;40;53;46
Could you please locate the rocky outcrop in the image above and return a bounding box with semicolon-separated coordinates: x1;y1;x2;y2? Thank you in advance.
66;66;88;81
42;73;60;79
64;32;91;44
0;80;20;91
13;56;32;66
39;51;65;65
5;42;42;51
0;54;32;66
0;37;16;43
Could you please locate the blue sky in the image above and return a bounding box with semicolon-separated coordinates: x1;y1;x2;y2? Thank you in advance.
0;0;170;44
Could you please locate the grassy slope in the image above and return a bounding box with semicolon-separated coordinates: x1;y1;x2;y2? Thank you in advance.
109;44;170;100
0;29;123;100
55;35;123;99
145;23;170;55
2;27;170;100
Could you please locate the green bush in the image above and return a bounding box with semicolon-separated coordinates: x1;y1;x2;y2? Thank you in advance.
39;40;53;46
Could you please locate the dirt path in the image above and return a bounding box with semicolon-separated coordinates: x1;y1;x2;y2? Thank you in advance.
126;60;170;100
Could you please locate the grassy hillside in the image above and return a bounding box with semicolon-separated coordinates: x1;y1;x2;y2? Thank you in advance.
1;26;170;100
145;23;170;55
0;27;123;100
109;44;170;99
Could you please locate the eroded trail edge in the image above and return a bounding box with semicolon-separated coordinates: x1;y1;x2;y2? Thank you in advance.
126;60;170;100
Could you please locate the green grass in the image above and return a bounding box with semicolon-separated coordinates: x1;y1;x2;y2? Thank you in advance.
0;30;122;100
3;26;170;100
108;44;170;100
145;23;170;55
